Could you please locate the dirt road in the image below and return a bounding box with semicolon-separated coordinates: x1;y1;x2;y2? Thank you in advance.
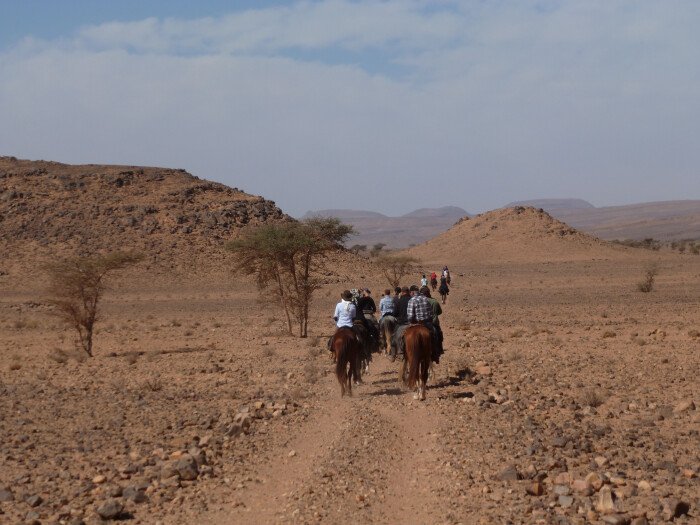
204;353;450;524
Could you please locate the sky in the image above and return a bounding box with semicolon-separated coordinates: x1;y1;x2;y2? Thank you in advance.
1;0;699;217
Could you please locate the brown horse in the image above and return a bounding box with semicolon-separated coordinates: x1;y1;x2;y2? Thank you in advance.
401;324;433;400
331;327;362;397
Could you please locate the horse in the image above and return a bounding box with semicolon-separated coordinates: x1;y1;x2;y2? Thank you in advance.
379;315;397;355
401;324;433;400
430;277;438;291
331;327;362;397
353;319;376;374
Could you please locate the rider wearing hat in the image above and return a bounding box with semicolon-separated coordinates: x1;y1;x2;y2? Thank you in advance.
407;286;442;363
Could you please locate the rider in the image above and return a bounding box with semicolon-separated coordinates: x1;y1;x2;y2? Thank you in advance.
378;288;397;348
420;274;428;288
430;271;438;287
356;288;379;343
422;286;445;363
329;289;357;352
390;285;413;361
407;286;441;363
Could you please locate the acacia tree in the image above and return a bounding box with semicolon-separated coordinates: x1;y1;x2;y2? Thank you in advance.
227;218;353;337
377;254;419;288
46;252;142;357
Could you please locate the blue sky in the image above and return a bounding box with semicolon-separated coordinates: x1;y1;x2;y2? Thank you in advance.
1;1;699;216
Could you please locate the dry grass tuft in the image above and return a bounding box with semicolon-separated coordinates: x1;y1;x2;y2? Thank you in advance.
602;331;616;338
261;346;276;357
125;352;139;365
143;375;163;392
580;388;605;408
303;362;319;384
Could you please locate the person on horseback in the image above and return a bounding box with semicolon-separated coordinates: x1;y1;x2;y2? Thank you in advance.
356;288;379;343
389;286;411;361
439;275;450;304
422;287;445;363
407;286;441;363
333;290;356;329
430;271;438;290
378;288;397;350
420;274;428;288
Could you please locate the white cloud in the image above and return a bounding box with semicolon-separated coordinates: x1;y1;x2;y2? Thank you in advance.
1;0;699;216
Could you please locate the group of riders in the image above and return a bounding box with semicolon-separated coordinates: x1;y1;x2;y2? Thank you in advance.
330;267;452;366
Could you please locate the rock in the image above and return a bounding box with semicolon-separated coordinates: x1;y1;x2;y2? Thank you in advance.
586;472;604;491
554;472;572;485
526;481;544;496
475;365;492;376
25;494;43;507
661;499;690;521
637;480;652;491
672;400;695;414
123;485;148;503
601;515;630;525
596;486;618;514
496;464;520;481
572;479;593;495
681;468;696;479
92;475;107;484
288;450;297;458
630;518;648;525
558;495;574;508
594;456;609;468
0;488;13;502
175;454;199;480
187;446;206;466
96;499;123;520
553;484;571;496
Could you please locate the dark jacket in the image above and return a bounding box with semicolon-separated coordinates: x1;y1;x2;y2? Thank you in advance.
395;294;411;324
356;296;376;315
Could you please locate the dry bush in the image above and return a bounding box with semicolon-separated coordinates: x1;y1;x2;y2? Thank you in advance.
580;388;605;408
45;251;142;357
125;352;139;365
184;330;193;337
688;329;700;338
212;322;223;328
547;335;563;347
170;319;182;327
307;336;321;347
143;375;163;392
48;348;69;365
509;329;525;338
637;265;659;293
261;346;276;357
634;337;647;346
377;254;419;288
303;362;319;384
602;331;617;338
504;348;523;362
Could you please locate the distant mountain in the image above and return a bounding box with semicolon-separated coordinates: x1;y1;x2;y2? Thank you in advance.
506;198;596;211
401;206;469;218
301;209;387;219
302;206;471;248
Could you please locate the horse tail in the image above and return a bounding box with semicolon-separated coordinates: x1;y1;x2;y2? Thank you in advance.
406;326;431;390
334;332;350;397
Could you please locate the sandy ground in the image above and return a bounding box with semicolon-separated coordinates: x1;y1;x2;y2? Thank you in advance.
1;252;699;524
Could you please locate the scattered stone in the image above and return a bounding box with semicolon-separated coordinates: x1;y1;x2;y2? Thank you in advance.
681;468;696;479
0;488;13;502
174;454;199;481
672;400;695;414
553;485;571;496
558;495;574;508
92;475;107;484
594;456;609;468
586;472;604;491
637;480;652;491
123;485;148;503
526;482;544;496
25;494;43;507
496;464;520;481
601;514;630;525
596;486;618;514
661;499;690;521
288;450;297;458
572;479;593;495
96;499;123;520
631;518;649;525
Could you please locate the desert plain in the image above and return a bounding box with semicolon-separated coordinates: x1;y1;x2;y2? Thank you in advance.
0;159;698;525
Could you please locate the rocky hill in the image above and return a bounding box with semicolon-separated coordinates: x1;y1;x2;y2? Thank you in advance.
0;157;288;273
407;206;628;264
506;198;595;211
